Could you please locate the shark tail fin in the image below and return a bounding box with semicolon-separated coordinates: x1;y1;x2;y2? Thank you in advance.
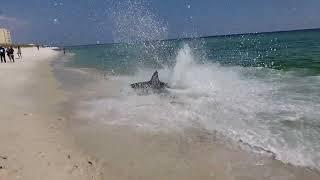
150;71;159;83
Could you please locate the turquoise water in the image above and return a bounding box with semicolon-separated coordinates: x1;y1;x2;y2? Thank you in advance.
67;29;320;170
68;29;320;75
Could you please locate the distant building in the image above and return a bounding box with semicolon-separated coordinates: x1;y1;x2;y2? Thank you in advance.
0;28;12;44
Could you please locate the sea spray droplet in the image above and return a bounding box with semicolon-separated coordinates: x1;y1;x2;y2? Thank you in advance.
53;18;59;24
111;0;168;43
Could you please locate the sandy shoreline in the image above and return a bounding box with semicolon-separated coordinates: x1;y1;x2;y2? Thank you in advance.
1;48;320;180
0;48;102;180
53;57;320;180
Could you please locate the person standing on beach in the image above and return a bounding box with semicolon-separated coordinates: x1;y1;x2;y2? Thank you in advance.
6;47;15;62
10;47;15;62
6;47;11;61
0;46;6;63
17;46;22;59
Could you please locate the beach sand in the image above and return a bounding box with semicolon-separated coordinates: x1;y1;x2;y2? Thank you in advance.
53;61;320;180
0;48;102;180
1;47;320;180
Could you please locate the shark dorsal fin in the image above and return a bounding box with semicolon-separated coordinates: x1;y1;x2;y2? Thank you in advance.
150;71;159;83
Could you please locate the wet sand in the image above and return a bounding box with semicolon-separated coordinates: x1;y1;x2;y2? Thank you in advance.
1;47;318;180
52;57;320;180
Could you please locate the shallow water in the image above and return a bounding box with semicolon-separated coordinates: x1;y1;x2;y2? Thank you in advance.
53;56;320;179
55;29;320;178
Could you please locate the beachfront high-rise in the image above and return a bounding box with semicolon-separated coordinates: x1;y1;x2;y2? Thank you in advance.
0;28;12;44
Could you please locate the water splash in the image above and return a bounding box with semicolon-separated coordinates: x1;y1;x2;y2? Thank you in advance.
70;32;320;171
111;0;168;43
171;44;195;87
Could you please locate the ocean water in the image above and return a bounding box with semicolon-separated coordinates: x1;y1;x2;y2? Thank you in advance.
65;29;320;171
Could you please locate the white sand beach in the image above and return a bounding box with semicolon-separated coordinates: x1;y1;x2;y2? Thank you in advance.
0;47;319;180
0;48;102;180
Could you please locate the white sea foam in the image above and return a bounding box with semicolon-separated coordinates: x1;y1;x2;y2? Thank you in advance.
75;44;320;170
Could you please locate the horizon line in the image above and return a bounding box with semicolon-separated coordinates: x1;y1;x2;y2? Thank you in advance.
64;27;320;47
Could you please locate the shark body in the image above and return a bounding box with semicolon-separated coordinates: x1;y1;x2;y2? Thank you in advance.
130;71;169;93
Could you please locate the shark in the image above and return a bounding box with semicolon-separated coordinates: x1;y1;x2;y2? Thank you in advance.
130;71;170;93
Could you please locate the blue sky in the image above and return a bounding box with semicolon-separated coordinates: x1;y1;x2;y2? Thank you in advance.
0;0;319;45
